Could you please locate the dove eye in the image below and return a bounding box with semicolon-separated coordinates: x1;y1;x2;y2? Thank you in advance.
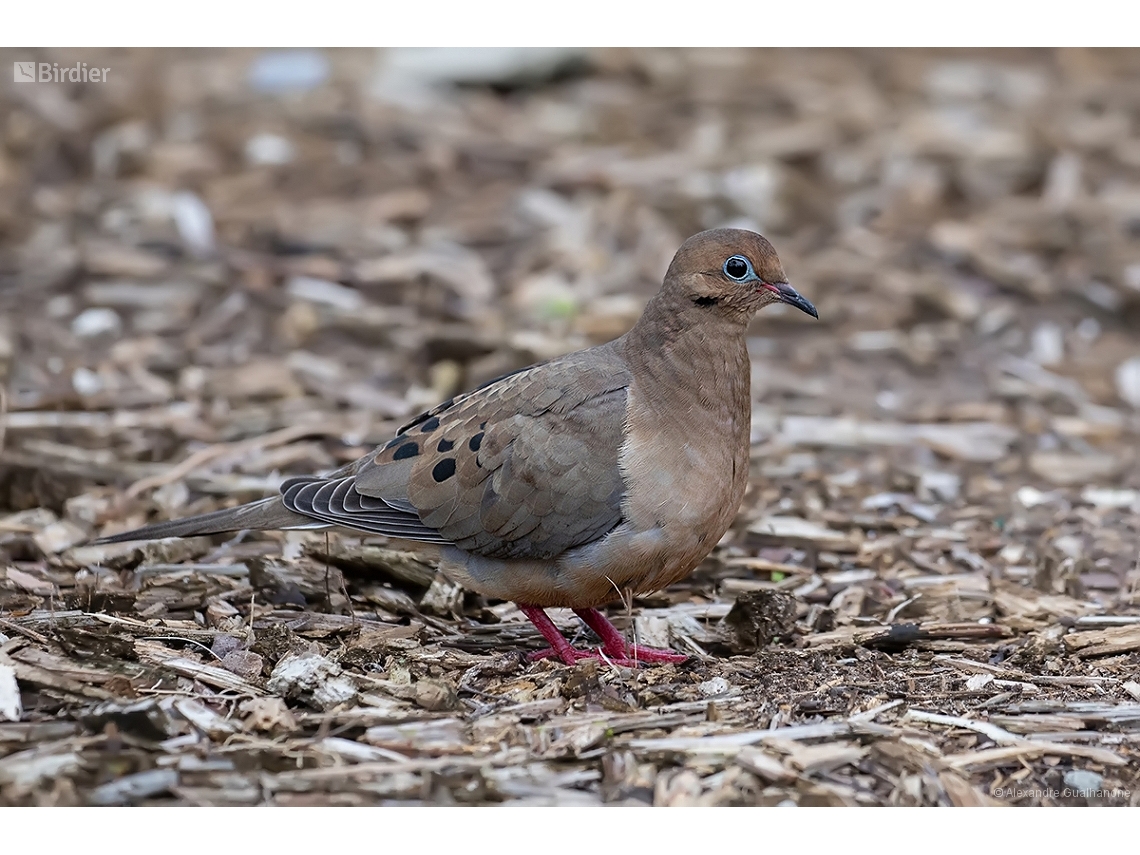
723;256;751;280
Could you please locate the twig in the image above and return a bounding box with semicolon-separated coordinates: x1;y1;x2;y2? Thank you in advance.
324;532;333;612
140;636;222;661
903;709;1023;745
123;422;332;498
0;617;52;646
248;589;256;648
603;574;638;664
944;741;1126;770
623;585;636;666
849;698;904;723
886;595;920;623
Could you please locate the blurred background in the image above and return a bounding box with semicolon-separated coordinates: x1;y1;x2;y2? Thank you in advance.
1;45;1140;807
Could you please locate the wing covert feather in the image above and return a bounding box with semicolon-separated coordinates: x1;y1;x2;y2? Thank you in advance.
275;344;630;559
350;345;631;559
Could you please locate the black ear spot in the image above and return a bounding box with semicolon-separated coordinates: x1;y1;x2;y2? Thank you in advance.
393;442;420;460
468;432;484;452
432;458;456;482
419;416;440;433
693;296;718;307
436;437;455;452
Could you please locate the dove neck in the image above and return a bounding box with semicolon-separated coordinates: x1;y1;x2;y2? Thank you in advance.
619;303;751;404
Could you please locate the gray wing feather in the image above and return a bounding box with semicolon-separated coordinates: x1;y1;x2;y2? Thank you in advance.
272;343;631;560
280;476;448;542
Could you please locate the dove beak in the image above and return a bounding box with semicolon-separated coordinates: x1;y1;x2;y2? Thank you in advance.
763;281;818;319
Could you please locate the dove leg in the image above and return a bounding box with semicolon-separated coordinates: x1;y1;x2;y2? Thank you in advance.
521;605;643;666
520;605;587;665
575;608;689;664
520;605;687;666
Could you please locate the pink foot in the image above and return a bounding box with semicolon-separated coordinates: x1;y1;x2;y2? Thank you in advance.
576;608;689;664
518;605;689;667
528;646;642;668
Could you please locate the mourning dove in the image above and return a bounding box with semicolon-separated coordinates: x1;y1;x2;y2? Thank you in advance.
94;228;817;665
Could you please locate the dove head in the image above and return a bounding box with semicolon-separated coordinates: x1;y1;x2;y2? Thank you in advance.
658;228;818;323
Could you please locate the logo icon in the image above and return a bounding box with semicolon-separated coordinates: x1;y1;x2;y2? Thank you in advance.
13;61;36;83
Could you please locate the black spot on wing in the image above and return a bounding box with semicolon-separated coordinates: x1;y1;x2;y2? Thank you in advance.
468;432;483;452
393;442;419;460
419;416;440;433
436;437;454;452
432;458;456;482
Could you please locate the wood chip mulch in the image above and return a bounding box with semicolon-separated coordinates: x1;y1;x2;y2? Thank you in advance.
1;47;1139;806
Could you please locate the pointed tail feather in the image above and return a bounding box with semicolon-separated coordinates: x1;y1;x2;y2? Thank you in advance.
90;497;327;545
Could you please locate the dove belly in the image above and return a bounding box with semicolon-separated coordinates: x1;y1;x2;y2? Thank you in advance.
567;385;747;597
609;419;747;594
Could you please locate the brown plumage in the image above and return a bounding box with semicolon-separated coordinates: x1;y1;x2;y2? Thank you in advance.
93;228;817;666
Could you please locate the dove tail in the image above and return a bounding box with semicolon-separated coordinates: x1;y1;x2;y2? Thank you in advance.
89;497;326;544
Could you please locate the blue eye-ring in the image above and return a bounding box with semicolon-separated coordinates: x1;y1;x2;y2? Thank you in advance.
723;255;752;280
